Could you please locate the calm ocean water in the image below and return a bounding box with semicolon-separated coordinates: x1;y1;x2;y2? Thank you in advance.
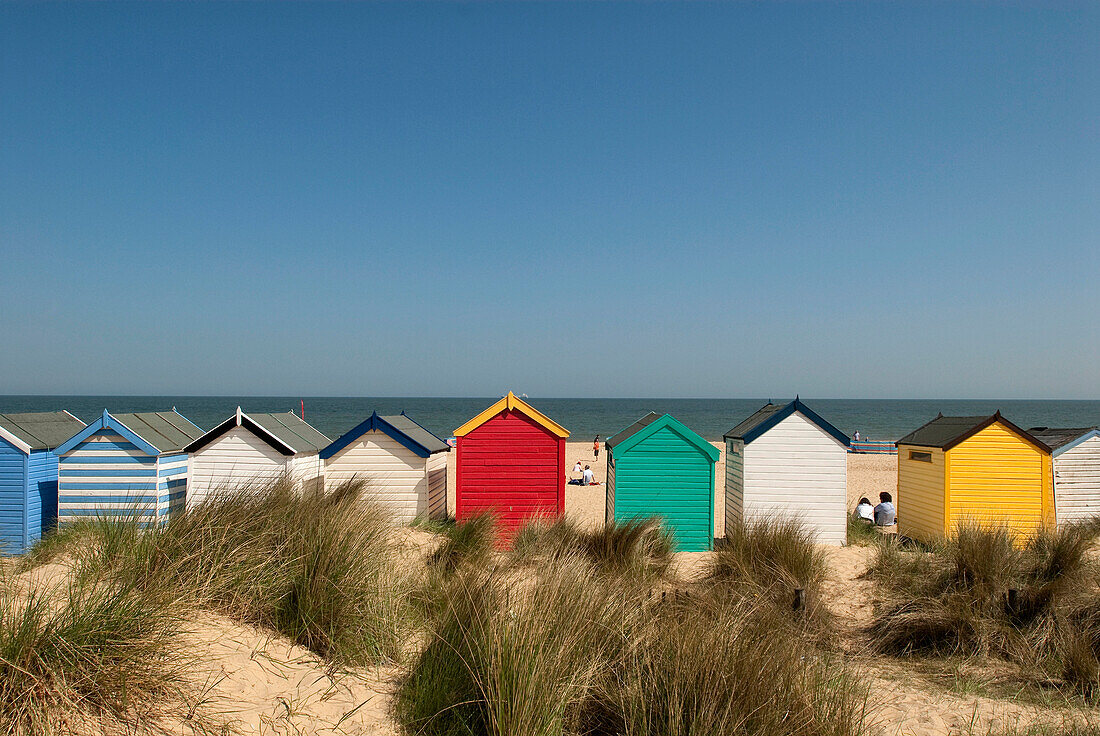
2;396;1099;443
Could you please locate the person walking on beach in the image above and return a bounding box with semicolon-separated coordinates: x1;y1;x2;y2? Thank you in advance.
583;465;595;485
593;436;600;459
854;430;861;441
874;491;896;526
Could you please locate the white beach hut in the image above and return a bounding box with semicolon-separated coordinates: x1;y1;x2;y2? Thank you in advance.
1028;427;1100;526
723;398;851;545
320;412;450;523
183;407;331;507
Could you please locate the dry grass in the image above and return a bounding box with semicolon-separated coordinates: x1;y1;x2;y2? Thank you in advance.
399;522;869;736
25;477;418;667
706;516;833;633
0;573;188;734
868;522;1100;696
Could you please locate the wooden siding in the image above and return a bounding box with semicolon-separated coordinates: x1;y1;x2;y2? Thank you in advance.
288;452;325;493
27;450;58;549
605;454;616;527
58;430;175;524
723;439;745;534
610;424;714;551
897;446;946;542
0;438;27;554
1052;435;1100;526
455;409;564;533
426;451;448;521
324;429;431;524
738;412;848;545
188;426;291;506
946;422;1051;537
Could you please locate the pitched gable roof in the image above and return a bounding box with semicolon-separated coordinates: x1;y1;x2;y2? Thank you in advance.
0;411;85;453
897;412;1051;453
1027;427;1100;457
320;411;450;460
184;407;330;456
723;398;850;447
605;412;661;450
56;409;204;456
606;413;719;461
453;392;569;438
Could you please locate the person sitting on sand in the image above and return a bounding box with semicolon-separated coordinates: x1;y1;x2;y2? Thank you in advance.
855;497;874;524
874;491;896;526
573;460;583;480
583;465;595;485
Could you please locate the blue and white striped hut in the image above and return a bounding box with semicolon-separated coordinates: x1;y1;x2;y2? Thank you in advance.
55;410;204;524
0;411;87;554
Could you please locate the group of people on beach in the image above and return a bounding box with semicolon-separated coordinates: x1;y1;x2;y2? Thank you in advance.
855;492;896;526
571;460;596;485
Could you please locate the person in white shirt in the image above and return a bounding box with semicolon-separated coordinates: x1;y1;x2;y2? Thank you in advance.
582;465;595;485
874;492;897;526
572;460;583;483
855;497;874;523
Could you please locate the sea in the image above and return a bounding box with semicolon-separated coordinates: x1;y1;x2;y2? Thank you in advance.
2;396;1099;444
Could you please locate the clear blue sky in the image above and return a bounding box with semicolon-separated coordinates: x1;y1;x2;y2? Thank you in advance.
1;2;1098;398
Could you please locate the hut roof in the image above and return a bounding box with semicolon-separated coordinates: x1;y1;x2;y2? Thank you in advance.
1026;427;1100;456
897;412;1050;453
56;410;204;457
606;413;718;461
0;411;86;453
723;398;850;447
184;408;330;456
320;412;450;460
605;412;661;450
454;392;569;438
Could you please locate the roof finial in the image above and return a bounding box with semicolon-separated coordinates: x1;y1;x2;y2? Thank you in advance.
236;406;243;425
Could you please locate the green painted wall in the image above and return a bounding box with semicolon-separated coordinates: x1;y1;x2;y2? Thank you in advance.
610;424;715;551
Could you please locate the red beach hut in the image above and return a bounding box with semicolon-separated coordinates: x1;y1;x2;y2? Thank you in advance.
453;392;570;533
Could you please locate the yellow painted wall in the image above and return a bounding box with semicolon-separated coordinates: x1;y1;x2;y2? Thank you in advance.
945;422;1052;537
897;446;946;542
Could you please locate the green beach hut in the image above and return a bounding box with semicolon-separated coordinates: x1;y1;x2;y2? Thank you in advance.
604;413;719;551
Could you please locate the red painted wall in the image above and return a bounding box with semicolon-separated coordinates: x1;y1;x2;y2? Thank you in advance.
455;409;565;533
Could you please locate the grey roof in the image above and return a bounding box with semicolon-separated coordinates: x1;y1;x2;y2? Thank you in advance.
896;413;1049;452
723;403;784;441
896;415;992;448
248;413;331;453
116;411;205;453
606;412;661;449
0;411;86;451
379;414;449;454
1027;427;1099;451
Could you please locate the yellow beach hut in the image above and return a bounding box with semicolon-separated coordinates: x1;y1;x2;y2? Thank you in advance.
895;412;1053;542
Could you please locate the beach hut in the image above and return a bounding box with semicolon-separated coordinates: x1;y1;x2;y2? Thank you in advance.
320;412;450;523
895;413;1053;541
0;411;86;554
604;413;718;551
723;399;850;545
55;410;204;524
184;407;330;506
1027;427;1100;527
453;392;569;532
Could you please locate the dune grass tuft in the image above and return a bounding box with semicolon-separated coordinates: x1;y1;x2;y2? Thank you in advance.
707;517;832;631
399;551;869;736
28;477;417;666
510;516;674;580
869;522;1100;695
426;512;498;573
0;575;186;734
846;514;881;547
